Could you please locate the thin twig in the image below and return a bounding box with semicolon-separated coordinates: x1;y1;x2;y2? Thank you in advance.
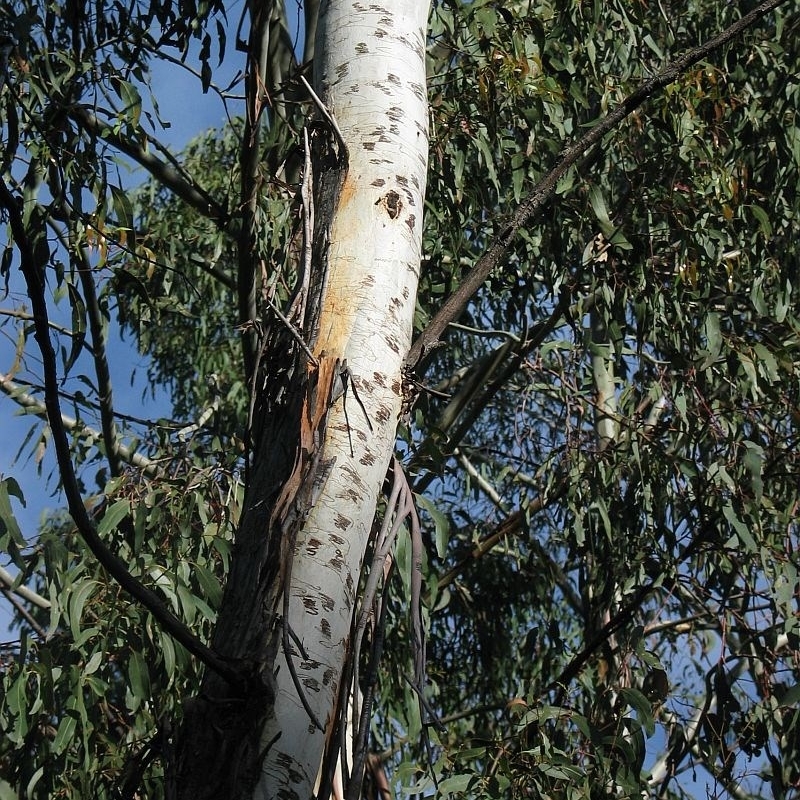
269;301;319;366
0;586;47;638
0;309;95;353
288;126;314;325
0;372;161;478
69;107;228;227
299;75;346;151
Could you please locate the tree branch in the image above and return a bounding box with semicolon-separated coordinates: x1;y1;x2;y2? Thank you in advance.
0;372;160;478
0;585;47;638
47;207;124;478
69;106;229;227
0;308;95;354
0;178;244;690
237;0;272;384
407;0;790;366
0;565;51;610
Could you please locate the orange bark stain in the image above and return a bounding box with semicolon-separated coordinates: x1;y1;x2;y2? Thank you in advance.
312;172;368;358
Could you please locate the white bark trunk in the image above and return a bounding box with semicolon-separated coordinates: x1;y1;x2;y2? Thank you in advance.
255;2;430;797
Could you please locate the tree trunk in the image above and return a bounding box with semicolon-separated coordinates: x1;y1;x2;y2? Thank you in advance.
175;1;430;797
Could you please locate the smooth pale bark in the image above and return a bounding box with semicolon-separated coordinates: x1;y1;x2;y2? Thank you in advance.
255;3;430;796
175;2;429;798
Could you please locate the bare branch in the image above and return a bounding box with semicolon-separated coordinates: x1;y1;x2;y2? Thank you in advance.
0;308;95;354
237;0;272;383
0;585;47;638
69;106;229;226
0;565;51;610
47;207;123;478
452;447;509;513
0;372;160;478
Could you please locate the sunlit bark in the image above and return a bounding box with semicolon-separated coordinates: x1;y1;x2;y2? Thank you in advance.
176;1;429;797
255;2;430;795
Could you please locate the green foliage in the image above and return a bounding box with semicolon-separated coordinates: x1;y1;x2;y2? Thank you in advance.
2;0;800;797
386;0;800;796
0;449;239;798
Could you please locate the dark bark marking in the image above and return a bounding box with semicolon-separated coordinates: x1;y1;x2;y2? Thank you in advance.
377;190;402;219
410;80;426;102
355;42;369;54
359;451;376;466
276;752;305;784
371;178;385;186
330;551;344;570
385;334;400;354
302;677;321;693
340;462;366;489
363;142;375;150
341;487;360;503
320;618;332;639
334;512;353;530
406;213;416;232
375;404;391;423
305;537;322;556
387;106;403;121
329;532;346;546
303;597;319;615
387;72;400;84
320;593;335;612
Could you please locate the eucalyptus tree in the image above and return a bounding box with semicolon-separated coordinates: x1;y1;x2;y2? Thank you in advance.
1;0;799;799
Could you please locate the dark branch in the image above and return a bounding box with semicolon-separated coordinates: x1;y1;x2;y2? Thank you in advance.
0;176;244;690
70;106;229;227
47;207;124;478
237;0;271;385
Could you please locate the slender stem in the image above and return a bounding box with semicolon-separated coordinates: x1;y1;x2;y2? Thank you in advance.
0;372;160;477
70;107;229;226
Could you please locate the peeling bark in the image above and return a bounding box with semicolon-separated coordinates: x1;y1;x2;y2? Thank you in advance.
175;2;430;798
